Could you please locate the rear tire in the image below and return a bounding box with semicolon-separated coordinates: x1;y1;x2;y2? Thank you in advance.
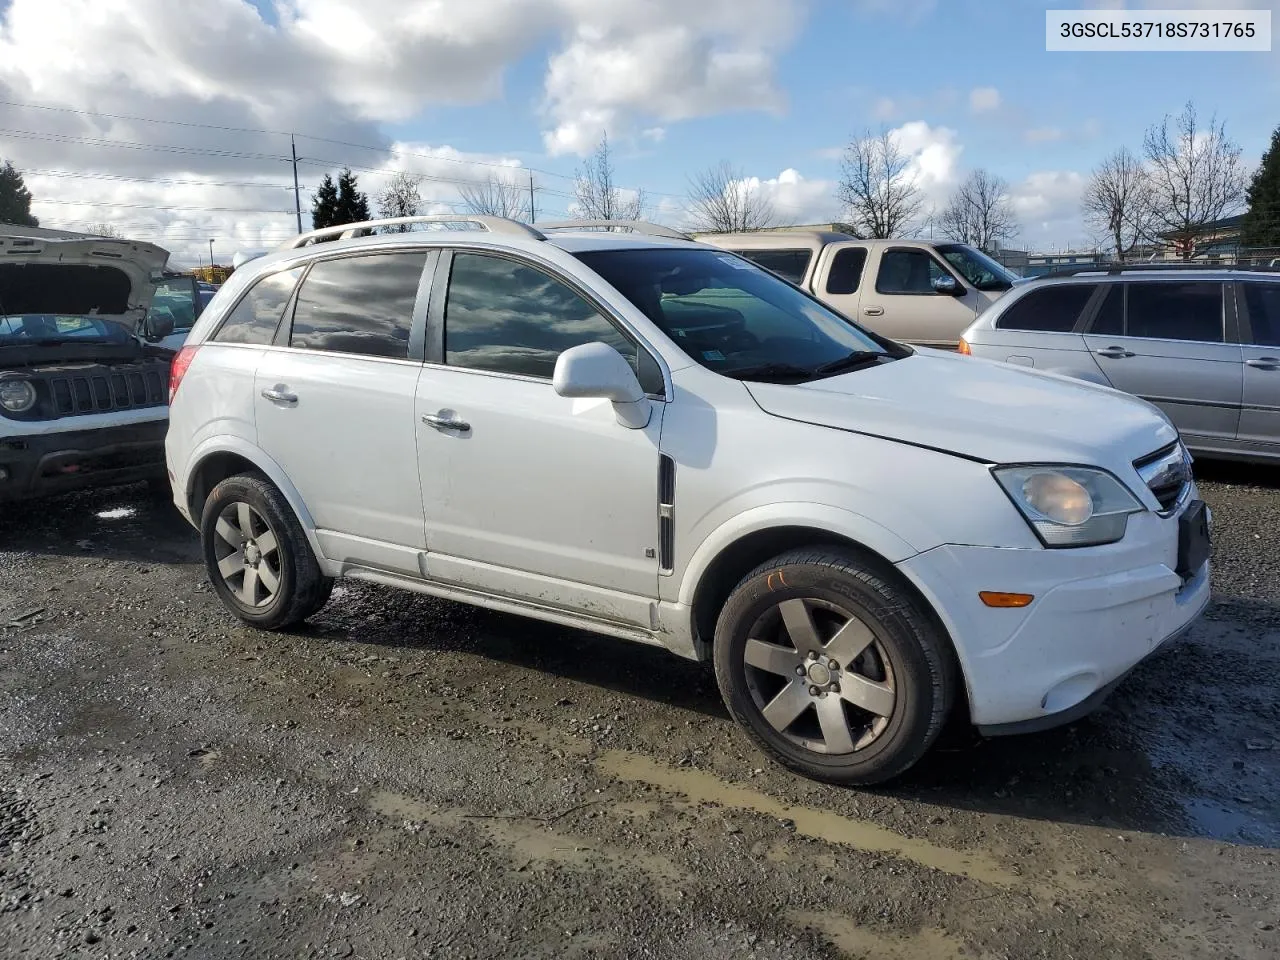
713;547;955;786
200;473;333;630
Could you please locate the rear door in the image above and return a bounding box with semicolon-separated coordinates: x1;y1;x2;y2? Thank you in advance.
253;250;434;573
861;245;980;346
976;282;1104;376
810;242;869;323
1082;280;1242;445
1236;280;1280;453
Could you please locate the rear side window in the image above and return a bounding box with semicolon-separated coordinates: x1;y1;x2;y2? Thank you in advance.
1127;281;1223;342
212;267;304;345
734;249;811;284
1243;282;1280;346
996;284;1097;332
825;247;868;295
875;249;951;294
288;253;428;359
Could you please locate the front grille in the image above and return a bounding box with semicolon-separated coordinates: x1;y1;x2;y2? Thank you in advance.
1134;442;1191;514
44;362;168;418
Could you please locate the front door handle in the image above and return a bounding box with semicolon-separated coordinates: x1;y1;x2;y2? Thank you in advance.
1094;346;1135;359
1245;357;1280;370
261;387;298;404
863;306;884;317
422;413;471;432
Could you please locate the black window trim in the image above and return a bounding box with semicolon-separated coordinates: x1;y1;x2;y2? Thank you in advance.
1081;278;1234;345
428;245;670;400
270;248;439;363
873;245;966;297
208;263;307;347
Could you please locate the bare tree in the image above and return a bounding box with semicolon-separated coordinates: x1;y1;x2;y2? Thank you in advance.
84;222;124;238
1143;102;1248;258
938;170;1018;251
574;134;645;221
1081;147;1154;261
459;173;531;220
837;127;924;239
685;161;775;233
376;171;424;230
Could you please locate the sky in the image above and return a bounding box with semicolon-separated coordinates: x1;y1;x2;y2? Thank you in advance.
0;0;1277;263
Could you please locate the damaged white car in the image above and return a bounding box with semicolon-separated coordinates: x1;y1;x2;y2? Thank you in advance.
0;232;178;502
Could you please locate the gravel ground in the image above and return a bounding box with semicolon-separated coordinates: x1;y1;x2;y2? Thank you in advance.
1;467;1278;959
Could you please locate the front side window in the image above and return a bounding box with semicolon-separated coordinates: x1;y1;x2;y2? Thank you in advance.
825;247;868;295
734;249;812;285
1126;281;1223;342
288;253;427;358
444;252;646;383
875;249;954;295
936;244;1017;292
213;267;304;345
152;279;198;333
574;247;898;383
997;284;1097;332
1243;282;1280;346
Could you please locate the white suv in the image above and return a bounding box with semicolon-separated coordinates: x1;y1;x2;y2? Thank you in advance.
165;216;1210;785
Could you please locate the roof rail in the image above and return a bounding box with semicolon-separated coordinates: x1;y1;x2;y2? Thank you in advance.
1036;261;1280;279
536;219;692;241
278;215;545;250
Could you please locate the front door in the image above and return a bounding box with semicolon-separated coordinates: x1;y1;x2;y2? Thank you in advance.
861;246;978;346
1238;281;1280;453
254;250;433;574
1082;281;1242;446
415;250;665;628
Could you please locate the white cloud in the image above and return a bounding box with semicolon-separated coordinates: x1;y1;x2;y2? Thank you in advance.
968;87;1001;113
661;167;838;229
1009;171;1088;249
891;121;963;211
872;97;898;121
1025;127;1065;144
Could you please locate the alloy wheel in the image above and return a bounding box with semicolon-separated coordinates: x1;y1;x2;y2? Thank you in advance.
212;501;281;608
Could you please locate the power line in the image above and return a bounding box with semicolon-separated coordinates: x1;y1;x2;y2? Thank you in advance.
32;198;295;214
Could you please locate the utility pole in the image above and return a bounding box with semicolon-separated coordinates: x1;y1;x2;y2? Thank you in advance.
208;239;214;273
528;172;536;224
291;134;303;233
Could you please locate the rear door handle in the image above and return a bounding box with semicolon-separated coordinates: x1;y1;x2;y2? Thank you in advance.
1245;357;1280;370
261;387;298;404
863;306;884;317
1094;346;1135;359
422;413;471;432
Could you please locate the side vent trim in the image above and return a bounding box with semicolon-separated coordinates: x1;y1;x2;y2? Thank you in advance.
658;454;676;575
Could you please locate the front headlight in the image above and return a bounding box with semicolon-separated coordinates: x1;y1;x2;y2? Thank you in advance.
0;377;37;414
993;465;1143;547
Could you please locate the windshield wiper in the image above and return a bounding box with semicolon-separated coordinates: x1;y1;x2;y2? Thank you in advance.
811;350;887;376
721;362;815;383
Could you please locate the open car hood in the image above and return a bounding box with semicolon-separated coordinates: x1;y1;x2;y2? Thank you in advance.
0;234;169;334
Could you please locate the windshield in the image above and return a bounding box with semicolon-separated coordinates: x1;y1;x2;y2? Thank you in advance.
151;279;199;333
572;247;900;382
936;244;1017;292
0;314;133;345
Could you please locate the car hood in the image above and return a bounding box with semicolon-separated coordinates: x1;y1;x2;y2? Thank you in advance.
0;234;169;334
743;348;1178;473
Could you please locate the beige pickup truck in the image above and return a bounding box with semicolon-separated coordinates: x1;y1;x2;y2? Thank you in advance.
694;232;1022;348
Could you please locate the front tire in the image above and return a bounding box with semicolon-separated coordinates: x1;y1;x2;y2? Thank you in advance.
200;473;333;630
713;547;955;785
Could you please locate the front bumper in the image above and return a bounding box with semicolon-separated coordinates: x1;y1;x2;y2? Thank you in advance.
0;420;168;502
897;503;1211;731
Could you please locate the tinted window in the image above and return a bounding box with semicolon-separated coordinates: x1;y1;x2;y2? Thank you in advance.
875;249;951;294
213;268;303;345
1091;285;1124;335
152;279;197;332
444;253;643;382
1127;281;1223;342
735;249;812;284
997;284;1097;332
289;253;427;358
826;247;868;295
1243;282;1280;346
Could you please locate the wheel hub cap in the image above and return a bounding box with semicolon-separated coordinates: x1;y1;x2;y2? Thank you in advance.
806;662;832;686
243;541;261;566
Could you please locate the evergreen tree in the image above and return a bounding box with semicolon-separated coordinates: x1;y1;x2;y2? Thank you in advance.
1242;126;1280;248
0;160;39;227
334;168;370;225
310;173;339;230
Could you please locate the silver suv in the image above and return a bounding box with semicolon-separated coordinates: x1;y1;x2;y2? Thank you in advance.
960;267;1280;463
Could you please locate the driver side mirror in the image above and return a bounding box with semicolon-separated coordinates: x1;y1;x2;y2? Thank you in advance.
553;342;651;429
932;275;964;296
144;312;175;341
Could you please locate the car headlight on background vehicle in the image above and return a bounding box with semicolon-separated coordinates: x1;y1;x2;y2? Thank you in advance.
993;465;1143;547
0;377;37;414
